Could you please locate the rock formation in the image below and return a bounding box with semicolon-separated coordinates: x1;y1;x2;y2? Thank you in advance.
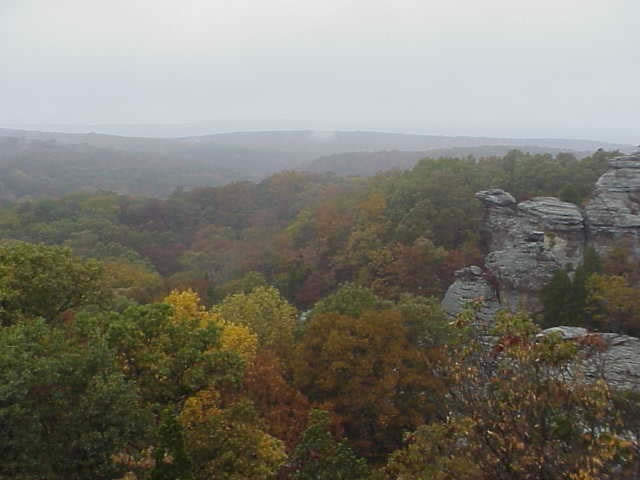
542;326;640;392
440;266;501;327
585;151;640;257
442;151;640;319
474;191;585;312
440;151;640;392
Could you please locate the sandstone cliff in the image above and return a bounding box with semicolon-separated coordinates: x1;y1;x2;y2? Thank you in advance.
441;151;640;392
585;151;640;257
443;151;640;318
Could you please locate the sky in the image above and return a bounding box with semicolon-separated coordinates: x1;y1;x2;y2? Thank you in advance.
1;0;639;143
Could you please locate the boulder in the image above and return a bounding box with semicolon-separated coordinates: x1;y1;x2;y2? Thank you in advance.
442;171;640;392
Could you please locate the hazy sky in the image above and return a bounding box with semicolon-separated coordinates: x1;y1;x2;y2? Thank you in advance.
2;0;639;142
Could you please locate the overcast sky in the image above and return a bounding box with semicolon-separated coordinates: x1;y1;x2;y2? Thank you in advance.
1;0;639;142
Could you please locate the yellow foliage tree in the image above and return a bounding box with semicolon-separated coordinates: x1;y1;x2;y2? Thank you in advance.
164;289;258;364
179;388;287;480
214;286;296;362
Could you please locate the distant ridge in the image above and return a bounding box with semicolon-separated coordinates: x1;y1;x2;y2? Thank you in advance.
0;128;632;200
304;145;597;177
0;128;632;155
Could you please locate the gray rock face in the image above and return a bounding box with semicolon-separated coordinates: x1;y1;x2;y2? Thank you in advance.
476;190;585;269
441;266;501;326
518;197;585;231
592;333;640;391
472;191;585;313
441;163;640;392
485;244;559;313
475;189;520;252
585;152;640;257
475;188;516;207
541;326;640;392
542;326;588;339
450;156;640;321
518;197;585;271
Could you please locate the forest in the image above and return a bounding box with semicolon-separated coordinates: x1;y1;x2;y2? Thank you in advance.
1;146;639;479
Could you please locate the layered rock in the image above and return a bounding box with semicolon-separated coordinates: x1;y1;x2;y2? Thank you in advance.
471;190;585;312
475;189;519;251
518;197;585;270
441;155;640;392
485;244;558;312
542;326;640;392
442;190;584;317
444;153;640;321
441;266;501;327
585;152;640;257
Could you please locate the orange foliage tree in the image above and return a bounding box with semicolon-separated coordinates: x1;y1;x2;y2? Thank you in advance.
292;309;446;459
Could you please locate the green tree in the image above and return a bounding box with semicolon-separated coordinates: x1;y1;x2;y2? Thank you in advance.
102;303;244;408
309;282;389;320
586;274;640;335
540;268;572;327
214;286;296;362
178;391;287;480
291;410;369;480
0;241;108;325
541;248;603;329
293;310;446;458
0;317;146;480
583;245;603;276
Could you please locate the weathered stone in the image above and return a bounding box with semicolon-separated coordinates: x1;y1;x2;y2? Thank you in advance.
475;188;516;207
542;326;588;340
585;152;640;258
517;197;585;270
476;191;585;269
475;189;520;251
446;191;586;321
518;197;584;232
471;194;584;313
485;244;559;313
443;169;640;392
541;326;640;392
591;333;640;392
441;266;501;326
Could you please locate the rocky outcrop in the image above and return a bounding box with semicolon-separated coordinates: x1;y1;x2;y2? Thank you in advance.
485;244;558;312
593;333;640;391
475;189;519;252
441;153;640;392
441;266;501;327
442;190;582;317
443;153;640;318
542;326;640;392
518;197;585;270
585;152;640;257
471;190;586;312
476;191;585;268
449;152;640;320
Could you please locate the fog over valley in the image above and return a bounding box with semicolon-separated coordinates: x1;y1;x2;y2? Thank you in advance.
2;0;639;144
2;2;640;479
